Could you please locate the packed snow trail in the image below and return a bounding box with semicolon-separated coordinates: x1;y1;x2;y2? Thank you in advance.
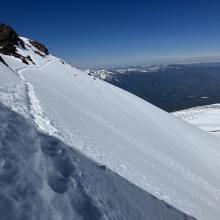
13;60;59;136
0;103;195;220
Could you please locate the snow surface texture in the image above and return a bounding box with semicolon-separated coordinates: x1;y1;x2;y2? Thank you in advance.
173;104;220;136
0;61;29;117
0;103;195;220
1;37;220;219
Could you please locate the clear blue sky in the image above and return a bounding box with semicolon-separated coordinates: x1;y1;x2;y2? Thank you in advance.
1;0;220;67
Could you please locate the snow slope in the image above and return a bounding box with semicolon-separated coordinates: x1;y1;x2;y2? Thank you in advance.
0;102;195;220
1;36;220;220
173;104;220;136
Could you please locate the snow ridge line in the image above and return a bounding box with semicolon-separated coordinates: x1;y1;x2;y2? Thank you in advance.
15;61;59;136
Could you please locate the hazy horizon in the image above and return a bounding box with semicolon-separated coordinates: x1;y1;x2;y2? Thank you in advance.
76;53;220;69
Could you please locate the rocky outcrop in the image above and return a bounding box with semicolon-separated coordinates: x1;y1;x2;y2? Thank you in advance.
29;40;49;56
26;55;35;65
0;23;25;55
0;23;34;65
0;23;50;64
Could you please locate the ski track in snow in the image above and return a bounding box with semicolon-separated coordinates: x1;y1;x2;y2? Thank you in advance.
14;60;59;136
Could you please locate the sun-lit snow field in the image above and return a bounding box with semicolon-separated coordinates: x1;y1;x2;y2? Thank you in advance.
1;37;220;220
1;102;195;220
173;104;220;136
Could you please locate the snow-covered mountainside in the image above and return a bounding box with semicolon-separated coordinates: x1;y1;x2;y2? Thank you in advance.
173;104;220;136
1;24;220;219
1;102;195;220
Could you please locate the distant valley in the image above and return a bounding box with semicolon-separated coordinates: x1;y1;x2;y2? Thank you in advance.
87;62;220;112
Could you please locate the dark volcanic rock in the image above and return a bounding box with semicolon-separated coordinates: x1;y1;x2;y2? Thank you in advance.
29;40;49;55
0;23;49;65
34;50;46;58
26;55;35;65
0;23;25;55
0;23;31;64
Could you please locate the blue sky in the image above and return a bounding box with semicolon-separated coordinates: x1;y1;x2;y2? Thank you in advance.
1;0;220;67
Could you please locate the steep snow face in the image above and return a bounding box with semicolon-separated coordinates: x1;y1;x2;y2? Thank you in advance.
1;36;220;220
173;104;220;136
0;103;195;220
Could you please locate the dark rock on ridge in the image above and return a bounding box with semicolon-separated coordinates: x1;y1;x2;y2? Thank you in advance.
29;40;49;55
0;23;34;65
0;23;49;64
0;23;25;55
34;50;46;58
26;55;35;65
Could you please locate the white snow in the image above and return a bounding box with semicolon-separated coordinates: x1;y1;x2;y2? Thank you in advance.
0;102;195;220
1;36;220;219
173;104;220;136
0;62;29;117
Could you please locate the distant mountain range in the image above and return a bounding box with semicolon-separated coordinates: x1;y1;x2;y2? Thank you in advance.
86;62;220;112
85;64;166;80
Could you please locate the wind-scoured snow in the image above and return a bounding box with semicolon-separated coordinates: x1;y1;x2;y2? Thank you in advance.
1;36;220;220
